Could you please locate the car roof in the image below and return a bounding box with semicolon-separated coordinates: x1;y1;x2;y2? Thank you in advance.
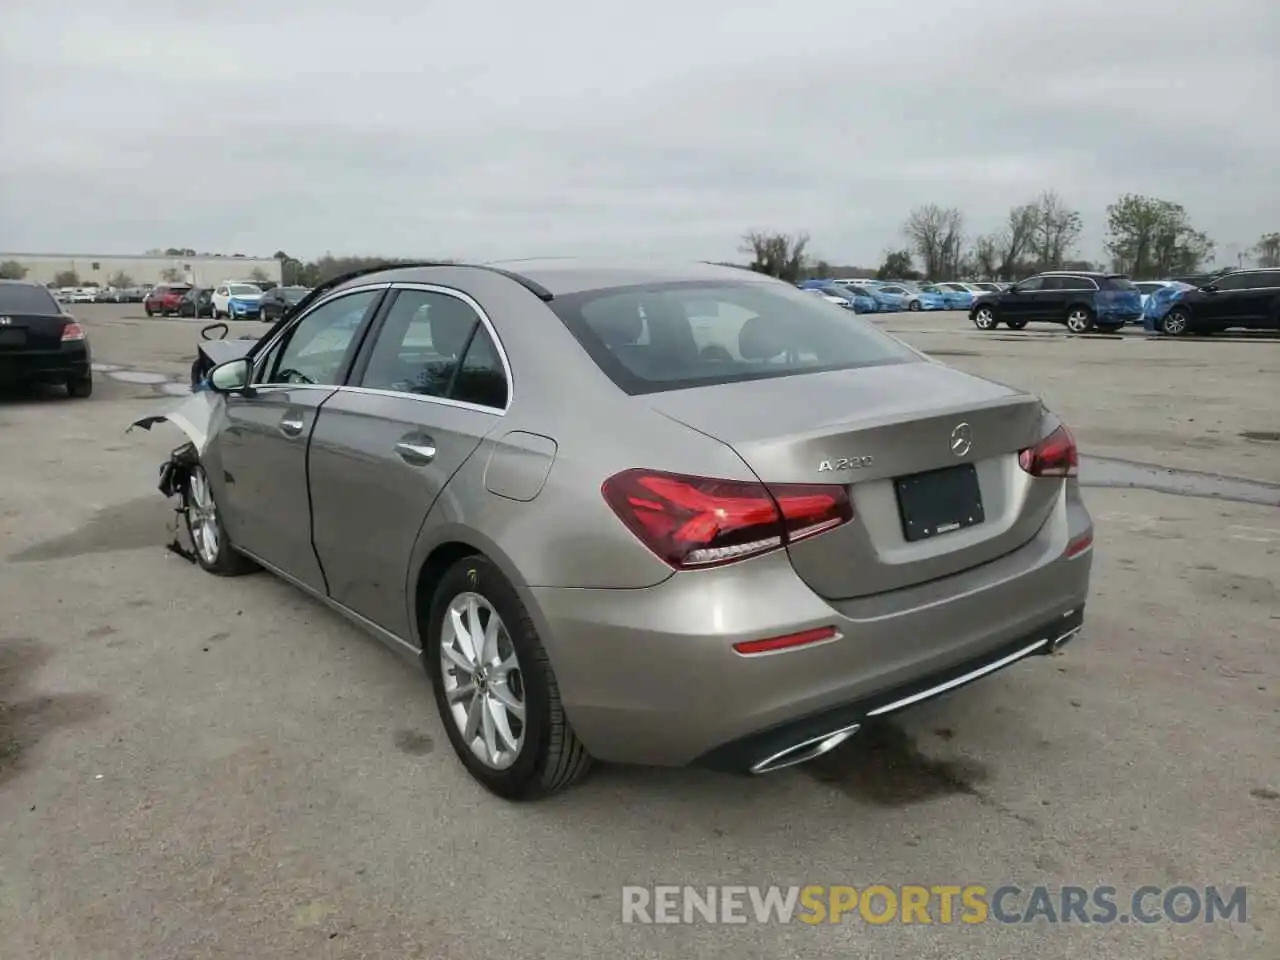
333;258;781;300
1036;270;1121;278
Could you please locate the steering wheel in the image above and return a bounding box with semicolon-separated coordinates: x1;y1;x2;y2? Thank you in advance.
275;368;314;385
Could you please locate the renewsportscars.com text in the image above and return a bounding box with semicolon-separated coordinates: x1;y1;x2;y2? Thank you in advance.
621;884;1248;925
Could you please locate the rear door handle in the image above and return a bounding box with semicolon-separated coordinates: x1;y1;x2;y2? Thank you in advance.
279;414;305;438
395;439;436;465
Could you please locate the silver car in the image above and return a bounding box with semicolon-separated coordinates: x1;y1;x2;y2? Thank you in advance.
165;260;1093;800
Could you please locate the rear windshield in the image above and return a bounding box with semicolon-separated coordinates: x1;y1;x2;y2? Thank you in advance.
546;280;919;395
0;284;61;315
1102;277;1139;292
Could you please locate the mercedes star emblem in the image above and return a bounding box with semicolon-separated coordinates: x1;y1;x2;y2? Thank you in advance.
950;422;973;457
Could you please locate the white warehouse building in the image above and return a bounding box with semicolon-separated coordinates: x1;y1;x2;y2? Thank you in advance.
0;252;283;288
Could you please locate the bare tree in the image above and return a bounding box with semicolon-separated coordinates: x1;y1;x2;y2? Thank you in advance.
739;230;811;283
903;205;965;278
993;203;1040;279
1030;191;1083;270
972;236;999;279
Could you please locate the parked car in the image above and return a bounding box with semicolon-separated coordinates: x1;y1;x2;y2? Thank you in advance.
0;280;93;397
966;282;1002;294
1134;281;1178;319
844;283;903;312
178;287;216;319
69;288;98;303
257;285;311;322
923;283;975;310
1150;268;1280;336
212;282;264;319
969;272;1142;332
798;281;878;314
139;259;1093;800
144;284;193;317
869;283;946;312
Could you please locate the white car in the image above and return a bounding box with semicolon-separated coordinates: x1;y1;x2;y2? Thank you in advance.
69;288;98;303
802;288;850;306
211;282;265;319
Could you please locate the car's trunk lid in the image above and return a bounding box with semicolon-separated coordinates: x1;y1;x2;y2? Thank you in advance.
0;313;70;351
647;361;1056;599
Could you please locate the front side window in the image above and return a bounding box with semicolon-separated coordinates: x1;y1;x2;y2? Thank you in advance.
546;279;918;396
1015;277;1045;292
1211;273;1253;291
358;288;508;408
257;290;380;385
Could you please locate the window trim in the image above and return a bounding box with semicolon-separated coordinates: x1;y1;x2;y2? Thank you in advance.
341;281;513;415
249;284;389;388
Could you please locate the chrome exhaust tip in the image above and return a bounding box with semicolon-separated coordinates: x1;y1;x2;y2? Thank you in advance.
749;722;861;775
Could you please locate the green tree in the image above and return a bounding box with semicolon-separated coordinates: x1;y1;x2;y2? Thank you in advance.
0;260;28;279
1253;232;1280;268
1105;194;1214;279
53;269;80;287
738;230;810;283
876;249;916;280
107;270;134;288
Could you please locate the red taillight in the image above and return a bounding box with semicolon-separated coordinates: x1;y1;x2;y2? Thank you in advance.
61;322;86;341
601;469;853;569
1018;425;1078;478
733;626;839;656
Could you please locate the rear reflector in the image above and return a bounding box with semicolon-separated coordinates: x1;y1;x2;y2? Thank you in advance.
1065;532;1093;558
1019;424;1078;478
61;322;86;341
601;469;853;570
733;626;839;656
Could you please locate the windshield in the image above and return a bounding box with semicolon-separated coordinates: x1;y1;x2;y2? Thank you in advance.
547;280;919;396
0;283;62;315
229;284;262;296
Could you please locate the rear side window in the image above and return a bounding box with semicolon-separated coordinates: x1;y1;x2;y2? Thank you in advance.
0;284;61;315
358;288;508;409
1256;271;1280;288
1101;277;1138;292
546;280;918;396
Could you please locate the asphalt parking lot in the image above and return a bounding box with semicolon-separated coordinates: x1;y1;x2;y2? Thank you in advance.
2;304;1277;959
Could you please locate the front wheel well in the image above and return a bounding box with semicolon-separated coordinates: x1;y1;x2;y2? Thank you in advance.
414;541;486;645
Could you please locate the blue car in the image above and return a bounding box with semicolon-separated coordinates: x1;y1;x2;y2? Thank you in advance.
799;280;879;314
1142;281;1197;332
927;283;977;310
866;282;947;312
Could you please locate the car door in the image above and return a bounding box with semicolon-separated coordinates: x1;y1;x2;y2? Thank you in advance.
213;284;229;315
1252;270;1280;329
1001;276;1045;322
1195;272;1258;327
205;288;385;590
1222;271;1278;328
307;285;509;640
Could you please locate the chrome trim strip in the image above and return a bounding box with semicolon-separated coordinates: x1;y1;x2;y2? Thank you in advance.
750;722;861;775
234;546;420;660
865;638;1048;716
334;385;504;416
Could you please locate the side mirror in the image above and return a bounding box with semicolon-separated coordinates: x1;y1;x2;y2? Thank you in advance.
208;357;253;395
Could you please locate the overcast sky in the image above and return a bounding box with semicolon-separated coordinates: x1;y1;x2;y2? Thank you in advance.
2;1;1276;267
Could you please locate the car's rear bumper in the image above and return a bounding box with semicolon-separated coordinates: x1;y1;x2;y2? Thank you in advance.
531;484;1093;768
0;342;91;383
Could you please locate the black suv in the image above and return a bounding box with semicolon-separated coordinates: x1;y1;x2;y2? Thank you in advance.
969;271;1143;333
177;287;215;319
1157;269;1280;335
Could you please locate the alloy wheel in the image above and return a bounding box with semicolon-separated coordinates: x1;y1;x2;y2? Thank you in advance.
973;307;996;330
1066;309;1093;333
439;592;526;771
1162;310;1188;335
186;467;220;565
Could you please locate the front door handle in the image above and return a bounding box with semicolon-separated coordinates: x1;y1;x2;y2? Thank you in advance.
395;440;436;465
279;414;305;438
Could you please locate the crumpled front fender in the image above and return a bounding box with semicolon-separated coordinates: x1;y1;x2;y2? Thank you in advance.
127;389;226;454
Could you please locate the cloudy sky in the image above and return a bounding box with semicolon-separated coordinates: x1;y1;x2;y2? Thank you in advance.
2;0;1276;267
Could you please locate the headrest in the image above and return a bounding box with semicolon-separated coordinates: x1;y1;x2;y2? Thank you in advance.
594;307;644;348
738;315;785;360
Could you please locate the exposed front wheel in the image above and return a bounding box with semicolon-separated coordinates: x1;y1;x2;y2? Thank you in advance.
426;556;592;800
971;306;999;330
908;300;922;312
1065;307;1096;333
183;464;258;576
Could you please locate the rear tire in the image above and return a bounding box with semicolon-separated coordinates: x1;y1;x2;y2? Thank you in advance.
183;464;258;576
908;300;922;312
1065;307;1096;333
66;374;93;398
971;306;999;330
425;555;592;800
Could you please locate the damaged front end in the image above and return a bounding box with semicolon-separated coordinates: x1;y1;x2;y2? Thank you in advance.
127;381;230;564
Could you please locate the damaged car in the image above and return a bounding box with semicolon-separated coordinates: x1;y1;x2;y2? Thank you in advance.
130;260;1094;801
